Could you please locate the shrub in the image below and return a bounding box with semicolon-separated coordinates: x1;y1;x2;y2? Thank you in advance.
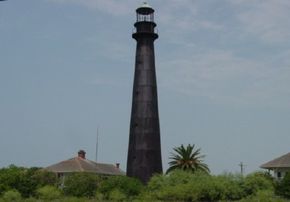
95;191;104;201
146;170;247;202
0;165;57;198
108;189;126;202
23;198;39;202
239;190;286;202
2;190;22;202
147;170;206;201
63;172;99;197
99;176;143;198
276;172;290;199
32;170;58;187
213;173;245;200
243;171;274;196
36;185;62;200
61;196;89;202
0;165;26;196
0;184;8;196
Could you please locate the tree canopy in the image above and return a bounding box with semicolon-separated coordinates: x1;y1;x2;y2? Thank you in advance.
166;144;210;174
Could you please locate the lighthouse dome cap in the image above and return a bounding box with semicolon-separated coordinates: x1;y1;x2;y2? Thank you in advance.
136;2;154;14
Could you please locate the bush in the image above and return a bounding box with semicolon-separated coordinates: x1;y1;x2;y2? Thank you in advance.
0;184;8;196
146;170;255;202
239;190;287;202
0;165;57;198
243;171;274;196
22;198;39;202
0;165;26;196
2;190;22;202
60;196;90;202
32;170;58;187
108;189;126;202
276;172;290;199
63;172;99;197
147;170;208;201
95;191;104;201
99;176;143;198
36;185;62;200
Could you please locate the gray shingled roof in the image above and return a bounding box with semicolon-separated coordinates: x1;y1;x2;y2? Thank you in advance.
45;157;125;176
261;152;290;169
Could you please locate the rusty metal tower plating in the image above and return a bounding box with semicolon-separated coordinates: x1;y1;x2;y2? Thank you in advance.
126;2;162;184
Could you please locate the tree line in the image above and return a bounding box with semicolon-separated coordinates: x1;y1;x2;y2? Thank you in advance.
0;144;290;201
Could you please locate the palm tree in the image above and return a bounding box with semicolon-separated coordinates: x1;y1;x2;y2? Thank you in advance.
166;144;210;174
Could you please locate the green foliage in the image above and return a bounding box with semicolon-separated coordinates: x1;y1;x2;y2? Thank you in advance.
108;189;126;202
99;175;143;199
63;172;99;197
276;172;290;199
36;185;62;200
243;171;274;196
0;165;58;198
239;190;287;202
22;198;39;202
214;173;245;200
147;170;214;201
94;191;104;201
145;170;275;202
32;169;58;187
0;165;23;195
60;197;90;202
1;190;22;202
166;144;210;174
0;164;283;202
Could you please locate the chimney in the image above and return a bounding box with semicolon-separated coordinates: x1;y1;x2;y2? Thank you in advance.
116;163;120;169
78;150;86;159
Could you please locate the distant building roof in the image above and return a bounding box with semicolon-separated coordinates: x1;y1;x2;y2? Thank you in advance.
45;150;125;176
261;152;290;169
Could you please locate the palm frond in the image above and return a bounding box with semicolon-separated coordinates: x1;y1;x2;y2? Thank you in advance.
166;144;210;174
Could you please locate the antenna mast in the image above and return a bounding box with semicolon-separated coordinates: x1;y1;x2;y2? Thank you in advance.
96;127;99;162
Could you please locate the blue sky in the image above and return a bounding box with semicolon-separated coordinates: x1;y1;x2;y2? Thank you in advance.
0;0;290;174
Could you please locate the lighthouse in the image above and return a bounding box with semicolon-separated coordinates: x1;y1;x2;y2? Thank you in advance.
126;2;162;183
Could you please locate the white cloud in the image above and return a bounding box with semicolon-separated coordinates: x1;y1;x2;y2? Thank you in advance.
159;49;290;108
47;0;290;108
47;0;135;16
228;0;290;44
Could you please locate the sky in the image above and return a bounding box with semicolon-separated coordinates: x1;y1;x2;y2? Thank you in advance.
0;0;290;175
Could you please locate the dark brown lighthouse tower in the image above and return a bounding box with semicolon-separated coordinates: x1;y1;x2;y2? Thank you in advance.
126;2;162;183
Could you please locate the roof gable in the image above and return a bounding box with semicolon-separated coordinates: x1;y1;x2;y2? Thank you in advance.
45;157;125;175
261;152;290;169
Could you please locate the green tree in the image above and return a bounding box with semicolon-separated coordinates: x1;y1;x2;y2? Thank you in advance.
0;165;57;198
63;172;99;197
99;176;143;199
0;165;24;195
276;172;290;199
1;190;22;202
108;189;126;202
36;185;62;200
243;171;274;196
32;169;58;187
166;144;210;174
146;170;248;202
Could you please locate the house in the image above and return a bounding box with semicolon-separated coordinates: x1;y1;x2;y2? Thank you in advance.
260;152;290;180
45;150;125;176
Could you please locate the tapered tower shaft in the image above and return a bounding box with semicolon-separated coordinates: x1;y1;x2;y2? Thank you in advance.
127;3;162;184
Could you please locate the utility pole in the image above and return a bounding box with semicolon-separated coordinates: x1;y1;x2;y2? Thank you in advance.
239;162;246;175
